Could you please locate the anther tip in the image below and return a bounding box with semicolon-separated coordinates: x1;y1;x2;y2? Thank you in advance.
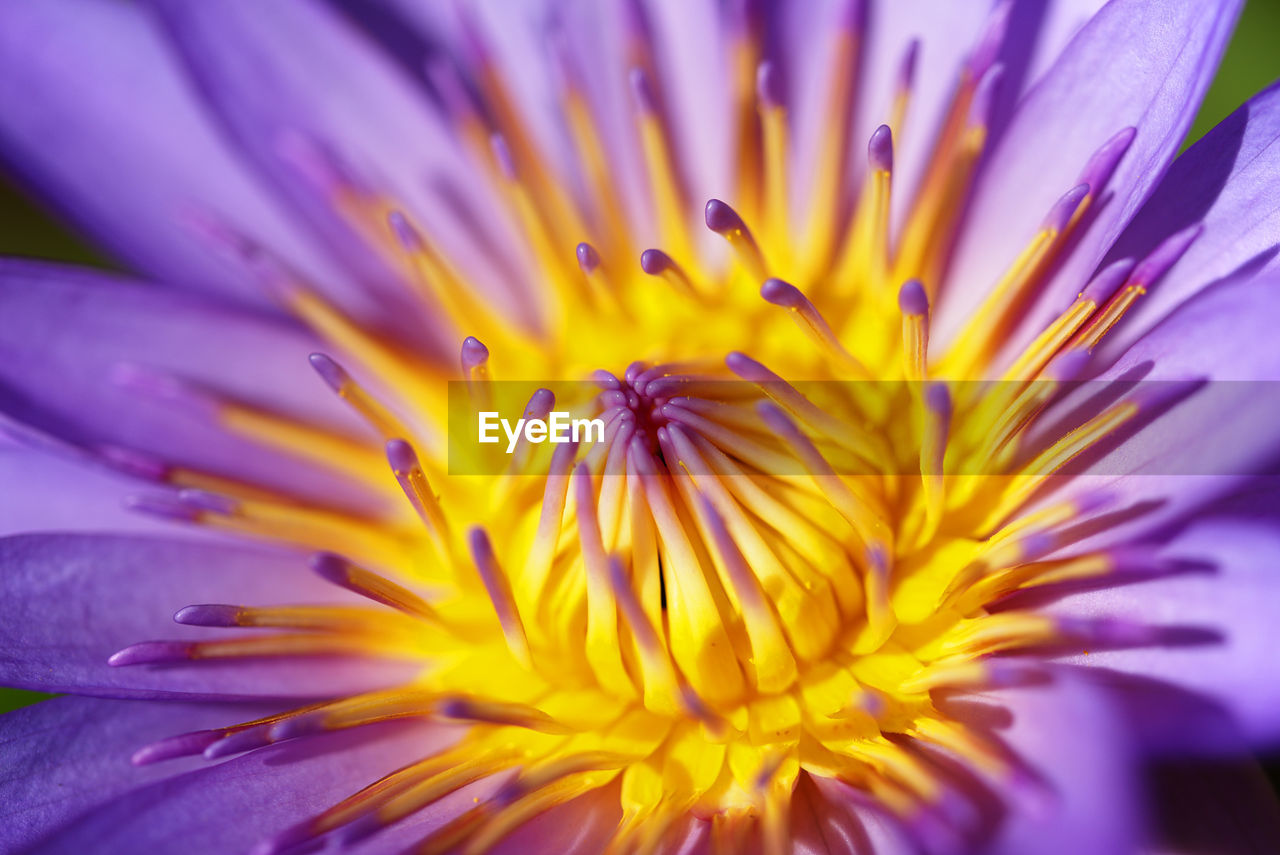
1019;531;1057;558
897;39;921;89
204;728;270;760
387;210;422;250
725;350;772;383
755;400;792;433
526;388;555;417
177;489;238;516
759;278;804;308
969;63;1005;126
924;383;952;416
628;67;657;113
1131;223;1202;285
108;641;192;667
756;60;783;109
460;336;490;369
309;551;350;584
269;714;320;742
868;124;894;173
385;439;419;474
704;198;743;234
125;493;198;522
605;554;630;591
1043;183;1090;232
174;604;240;627
308;353;347;391
639;248;671;276
1081;258;1136;304
576;242;601;273
489;133;517;179
467;526;494;560
591;369;622;390
897;279;929;316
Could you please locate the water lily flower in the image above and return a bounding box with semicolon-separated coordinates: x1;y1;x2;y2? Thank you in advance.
4;0;1280;853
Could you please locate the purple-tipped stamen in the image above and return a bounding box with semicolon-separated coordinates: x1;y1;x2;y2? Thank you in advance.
111;363;216;418
576;241;602;274
1080;258;1137;305
131;731;222;767
896;39;920;93
204;727;273;760
100;446;169;481
387;210;425;252
489;133;518;181
1078;126;1138;194
629;67;658;115
967;0;1013;76
1130;223;1203;287
460;336;490;372
591;369;622;390
868;124;894;173
268;712;325;743
759;278;806;309
107;640;195;667
125;493;200;523
308;353;349;393
968;63;1005;128
524;388;556;421
756;60;783;110
1041;183;1090;233
897;279;929;316
924;383;953;418
385;438;420;476
725;351;781;385
639;248;672;276
174;604;243;627
704;198;746;235
177;489;239;516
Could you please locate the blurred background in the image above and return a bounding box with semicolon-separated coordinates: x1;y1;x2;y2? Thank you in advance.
1;0;1279;796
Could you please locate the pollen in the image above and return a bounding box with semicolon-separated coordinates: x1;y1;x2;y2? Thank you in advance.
108;4;1203;853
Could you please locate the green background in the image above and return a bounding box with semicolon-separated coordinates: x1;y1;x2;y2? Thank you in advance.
1;0;1279;726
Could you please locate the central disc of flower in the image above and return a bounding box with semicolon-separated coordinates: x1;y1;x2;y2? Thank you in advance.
107;6;1197;853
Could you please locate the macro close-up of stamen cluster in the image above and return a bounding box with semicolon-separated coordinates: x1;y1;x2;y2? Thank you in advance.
4;1;1280;854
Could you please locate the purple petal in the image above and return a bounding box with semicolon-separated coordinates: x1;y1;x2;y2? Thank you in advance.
968;670;1141;855
27;717;443;855
0;0;354;311
1035;507;1280;752
146;0;526;335
0;696;282;853
1095;80;1280;362
0;533;416;699
0;446;193;537
0;261;384;512
940;0;1241;356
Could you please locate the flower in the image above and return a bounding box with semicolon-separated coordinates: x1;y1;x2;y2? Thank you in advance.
3;0;1280;853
